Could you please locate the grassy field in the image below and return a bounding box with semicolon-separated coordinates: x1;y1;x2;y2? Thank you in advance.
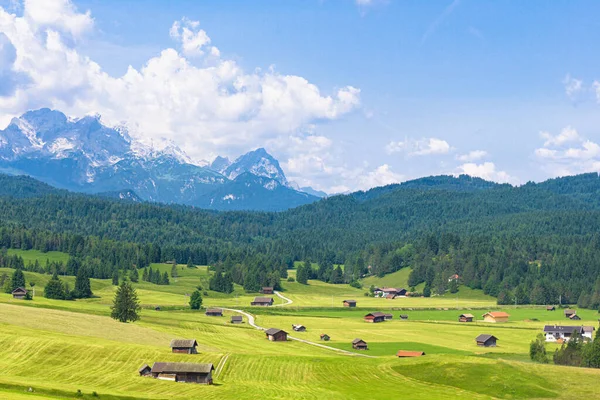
1;250;600;399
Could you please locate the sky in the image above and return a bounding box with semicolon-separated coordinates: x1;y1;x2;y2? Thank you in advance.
1;0;600;193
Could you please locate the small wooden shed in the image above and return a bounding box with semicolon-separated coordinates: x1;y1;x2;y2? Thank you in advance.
459;313;474;323
231;315;243;324
150;362;214;384
251;297;274;306
383;313;393;320
546;306;555;311
564;309;576;318
352;338;368;350
569;314;581;321
170;339;198;354
399;314;409;320
11;287;28;299
205;308;223;317
265;328;288;341
482;312;509;323
397;350;425;357
139;364;152;377
320;334;330;341
475;334;498;347
260;287;274;294
364;312;386;323
292;324;306;332
343;300;357;307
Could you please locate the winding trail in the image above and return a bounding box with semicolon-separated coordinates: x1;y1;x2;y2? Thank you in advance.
273;290;293;306
221;307;374;358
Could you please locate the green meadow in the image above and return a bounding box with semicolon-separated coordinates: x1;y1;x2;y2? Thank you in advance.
0;250;599;399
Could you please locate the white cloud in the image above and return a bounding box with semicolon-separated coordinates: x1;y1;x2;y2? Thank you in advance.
456;162;517;184
356;164;403;190
386;137;451;156
534;126;600;176
0;0;360;161
539;126;580;147
457;150;487;162
563;74;583;100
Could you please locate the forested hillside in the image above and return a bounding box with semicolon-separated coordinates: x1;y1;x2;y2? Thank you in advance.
2;173;600;307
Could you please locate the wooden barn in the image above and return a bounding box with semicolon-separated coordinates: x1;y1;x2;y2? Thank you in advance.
384;313;393;320
11;287;28;299
251;297;274;306
364;312;386;323
569;314;581;320
231;315;243;324
265;328;288;341
170;339;198;354
260;287;274;294
397;350;425;357
139;364;152;377
459;313;474;323
343;299;357;307
475;334;498;347
546;306;556;311
482;311;509;323
399;314;409;320
148;362;214;384
564;309;576;318
292;324;306;332
352;338;368;350
320;334;330;341
205;308;223;317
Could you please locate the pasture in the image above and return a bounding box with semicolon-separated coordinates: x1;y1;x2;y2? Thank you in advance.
0;250;599;399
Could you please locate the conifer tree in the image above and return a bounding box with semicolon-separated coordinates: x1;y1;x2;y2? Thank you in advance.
171;264;178;278
74;266;93;298
110;279;140;323
187;258;194;269
44;271;66;300
189;290;202;309
112;271;119;286
11;268;25;292
129;268;139;283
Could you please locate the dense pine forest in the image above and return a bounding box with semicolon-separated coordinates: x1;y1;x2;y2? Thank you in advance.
2;173;600;308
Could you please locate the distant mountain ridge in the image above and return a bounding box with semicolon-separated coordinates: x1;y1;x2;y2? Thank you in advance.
0;108;319;211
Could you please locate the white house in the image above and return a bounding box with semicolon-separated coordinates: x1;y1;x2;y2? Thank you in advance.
543;325;595;342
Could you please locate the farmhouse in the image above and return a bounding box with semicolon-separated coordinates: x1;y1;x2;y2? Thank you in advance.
320;334;330;341
546;306;556;311
399;314;409;320
292;324;306;332
205;308;223;317
569;314;582;321
352;338;368;350
170;339;198;354
475;334;498;347
482;312;509;323
459;313;474;323
265;328;288;341
343;300;357;307
397;350;425;357
139;364;152;376
11;287;28;299
384;313;393;320
231;316;243;324
543;325;594;342
364;312;386;323
147;362;214;384
564;309;576;318
260;287;274;294
251;297;274;306
374;287;407;297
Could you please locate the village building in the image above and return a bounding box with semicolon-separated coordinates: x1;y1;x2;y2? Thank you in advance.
292;324;306;332
260;287;274;294
399;314;409;320
343;300;357;307
385;294;396;300
564;309;576;318
459;313;474;323
475;334;498;347
546;306;555;311
11;287;28;299
543;325;594;342
374;287;407;297
205;308;223;317
265;328;288;341
231;316;243;324
352;338;368;350
397;350;425;357
138;364;152;377
482;311;510;323
251;297;274;306
569;314;582;320
170;339;198;354
154;306;161;311
364;312;386;323
384;313;393;320
320;334;330;341
145;362;215;384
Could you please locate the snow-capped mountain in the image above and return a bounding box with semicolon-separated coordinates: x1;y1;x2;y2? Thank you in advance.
0;108;319;211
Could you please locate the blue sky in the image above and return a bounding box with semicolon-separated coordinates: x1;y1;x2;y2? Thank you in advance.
1;0;600;192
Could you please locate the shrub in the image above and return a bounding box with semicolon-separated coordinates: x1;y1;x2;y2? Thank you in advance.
287;277;295;282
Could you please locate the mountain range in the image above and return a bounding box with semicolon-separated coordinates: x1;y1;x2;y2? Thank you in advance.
0;108;323;211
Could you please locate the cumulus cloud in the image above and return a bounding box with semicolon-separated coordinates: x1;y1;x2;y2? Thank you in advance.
356;164;403;190
534;126;600;176
457;150;487;162
456;162;517;184
563;74;583;100
386;137;451;156
0;0;361;163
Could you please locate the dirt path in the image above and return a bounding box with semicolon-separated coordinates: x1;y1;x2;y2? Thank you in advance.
273;290;293;306
221;307;374;358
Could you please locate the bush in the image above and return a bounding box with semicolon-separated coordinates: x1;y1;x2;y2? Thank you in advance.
189;290;203;310
349;280;361;289
287;277;295;282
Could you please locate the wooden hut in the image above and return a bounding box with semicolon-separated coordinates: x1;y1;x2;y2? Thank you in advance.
11;287;28;299
569;314;582;321
205;308;223;317
397;350;425;357
383;313;393;320
399;314;409;320
546;306;555;311
475;334;498;347
149;362;214;384
482;312;509;323
265;328;288;341
260;287;274;294
251;297;274;306
343;300;357;307
170;339;198;354
352;338;368;350
364;312;386;323
138;364;152;377
564;309;576;318
231;315;243;324
459;313;474;323
292;324;306;332
320;334;330;341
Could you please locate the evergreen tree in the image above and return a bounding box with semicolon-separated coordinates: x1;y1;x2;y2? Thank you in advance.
129;268;139;283
10;268;26;292
110;279;141;323
161;271;169;285
529;333;548;363
44;272;66;300
189;290;203;309
112;271;119;286
74;266;93;298
423;283;431;298
296;264;308;285
449;278;459;294
142;268;148;281
330;266;343;284
187;258;194;269
171;264;178;278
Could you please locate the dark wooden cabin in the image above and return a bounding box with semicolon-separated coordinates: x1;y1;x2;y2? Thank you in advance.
231;315;243;324
546;306;555;311
292;324;306;332
564;309;576;318
320;334;330;341
205;308;223;317
475;334;498;347
399;314;409;320
149;362;214;384
260;287;274;294
343;300;357;307
251;297;274;306
364;312;386;323
265;328;288;341
11;287;27;299
459;313;474;323
139;364;152;377
569;314;582;320
170;339;198;354
384;313;393;320
352;338;368;350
